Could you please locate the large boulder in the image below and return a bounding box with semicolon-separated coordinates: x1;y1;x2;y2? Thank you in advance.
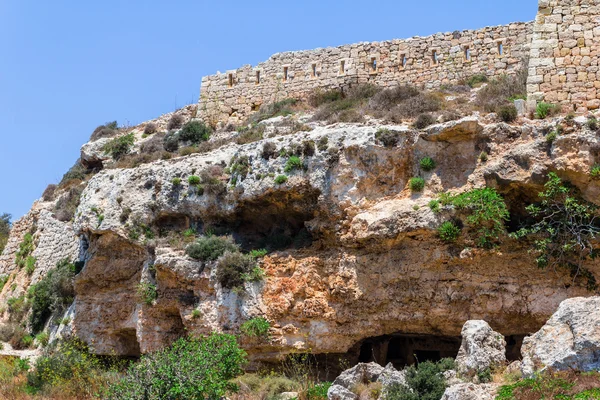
441;383;498;400
327;384;357;400
328;362;407;400
331;362;384;389
455;320;506;378
376;363;407;398
521;296;600;375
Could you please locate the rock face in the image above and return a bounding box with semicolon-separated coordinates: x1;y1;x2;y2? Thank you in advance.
441;383;498;400
1;108;600;368
455;320;506;378
328;362;405;400
521;296;600;375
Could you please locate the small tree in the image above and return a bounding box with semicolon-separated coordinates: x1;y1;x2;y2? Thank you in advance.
512;173;599;289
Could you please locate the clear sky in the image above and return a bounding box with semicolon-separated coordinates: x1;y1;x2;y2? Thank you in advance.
0;0;537;220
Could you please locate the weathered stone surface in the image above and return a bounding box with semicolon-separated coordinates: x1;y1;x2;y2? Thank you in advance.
455;320;507;378
332;362;384;389
521;296;600;375
328;384;357;400
441;383;498;400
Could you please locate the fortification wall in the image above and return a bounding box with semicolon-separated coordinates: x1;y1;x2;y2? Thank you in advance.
199;22;533;125
527;0;600;112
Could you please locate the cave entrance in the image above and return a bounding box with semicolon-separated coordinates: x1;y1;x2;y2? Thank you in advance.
114;328;141;357
506;335;526;362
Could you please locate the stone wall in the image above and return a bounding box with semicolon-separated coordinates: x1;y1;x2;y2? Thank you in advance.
199;23;533;125
527;0;600;112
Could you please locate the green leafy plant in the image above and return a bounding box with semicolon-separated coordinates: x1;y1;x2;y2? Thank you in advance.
179;121;211;144
15;232;35;270
136;282;158;305
590;164;600;179
274;175;288;184
409;177;425;192
479;151;489;162
413;113;436;129
0;213;10;255
438;221;461;242
25;256;36;276
535;102;557;119
35;332;50;347
306;382;332;400
385;359;455;400
240;317;270;338
171;177;182;186
249;249;268;258
106;334;246;400
587;117;598;131
546;130;558;144
191;309;201;319
512;173;599;289
428;200;441;213
465;74;488;88
498;105;518;122
186;235;239;262
419;157;436;172
284;156;304;173
188;175;201;185
103;133;135;160
440;188;509;247
216;251;257;290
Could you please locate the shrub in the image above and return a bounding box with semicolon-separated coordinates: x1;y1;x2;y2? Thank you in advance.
35;332;50;347
42;184;57;202
191;309;201;319
103;133;135;160
0;213;10;255
15;232;34;270
546;130;558;144
587;117;599;131
229;155;251;181
479;151;489;162
512;173;600;289
307;382;332;400
375;128;401;148
274;175;288;185
167;114;185;130
30;259;76;334
284;156;304;173
317;136;329;152
368;85;420;111
438;221;461;242
465;74;488;88
200;166;226;196
261;142;278;160
163;132;180;152
90;122;118;141
441;188;509;247
302;140;316;157
179;121;211;144
385;359;454;400
21;335;34;348
240;317;270;338
591;164;600;179
27;338;118;397
25;256;36;275
388;93;442;121
250;249;268;258
535;102;557;119
251;99;298;123
309;89;344;107
171;177;182;186
216;251;257;289
498;105;518;122
413;113;436;129
476;74;526;113
136;282;158;305
186;235;239;262
419;157;436;172
409;177;425;192
107;334;246;400
0;274;8;291
188;175;201;185
143;122;157;135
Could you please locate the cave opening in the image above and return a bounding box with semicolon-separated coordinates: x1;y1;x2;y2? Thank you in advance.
114;328;141;358
353;332;525;369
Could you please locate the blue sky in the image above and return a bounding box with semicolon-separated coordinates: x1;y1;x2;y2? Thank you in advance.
0;0;537;220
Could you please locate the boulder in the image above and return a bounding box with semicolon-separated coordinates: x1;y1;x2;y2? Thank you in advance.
441;383;497;400
521;296;600;375
327;384;357;400
376;362;407;398
332;362;384;389
455;320;506;378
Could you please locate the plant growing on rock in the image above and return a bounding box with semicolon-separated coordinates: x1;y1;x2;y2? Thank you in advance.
535;102;557;119
409;177;425;192
103;133;135;160
179;121;211;144
0;213;10;255
498;105;518;122
428;200;441;213
167;114;185;130
591;164;600;179
438;221;461;242
419;156;436;172
136;282;158;305
106;334;246;400
284;155;304;173
440;188;509;248
385;358;455;400
186;235;239;262
240;317;270;339
188;175;201;185
412;113;436;129
274;175;288;185
15;232;35;270
261;142;278;160
375;128;401;148
587;117;599;131
216;251;257;290
512;173;600;289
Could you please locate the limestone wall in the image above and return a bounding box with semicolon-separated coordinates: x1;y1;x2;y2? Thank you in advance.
199;23;533;125
527;0;600;112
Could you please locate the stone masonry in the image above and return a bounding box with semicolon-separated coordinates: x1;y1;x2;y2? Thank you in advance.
200;23;532;125
527;0;600;112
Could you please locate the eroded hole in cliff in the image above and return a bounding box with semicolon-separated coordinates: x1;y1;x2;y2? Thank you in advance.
155;213;190;232
114;328;141;357
204;188;320;251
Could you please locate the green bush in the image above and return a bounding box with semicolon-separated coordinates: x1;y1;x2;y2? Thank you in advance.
30;259;77;334
249;249;268;258
0;213;10;255
188;175;201;185
428;200;441;213
409;177;425;192
309;89;344;107
25;256;36;276
419;157;436;172
284;156;304;173
15;232;34;270
591;164;600;179
274;175;288;184
413;114;436;129
240;317;270;338
163;132;180;152
103;133;135;160
136;282;158;305
179;121;211;144
229;155;251;181
535;102;557;119
0;274;8;291
441;188;509;247
186;235;239;262
307;382;332;400
375;128;401;148
479;151;489;162
438;221;461;242
35;332;50;347
465;74;488;88
587;117;599;131
546;130;558;144
171;177;182;186
107;334;246;400
385;359;454;400
498;105;518;122
216;251;257;289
